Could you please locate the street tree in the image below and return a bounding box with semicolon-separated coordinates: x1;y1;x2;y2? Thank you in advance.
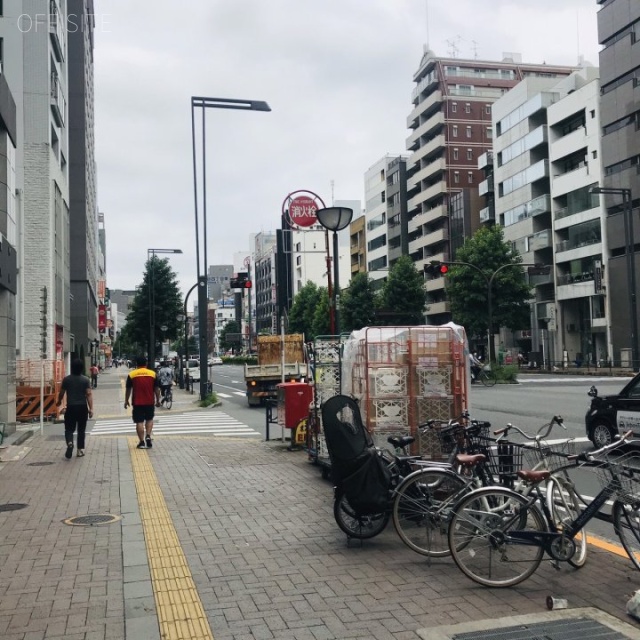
377;256;426;325
288;281;320;339
125;256;183;359
311;288;331;338
341;272;379;332
445;225;532;340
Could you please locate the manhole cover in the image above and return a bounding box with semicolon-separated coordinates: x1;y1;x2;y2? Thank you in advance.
453;617;627;639
63;514;122;526
28;462;54;466
0;503;28;512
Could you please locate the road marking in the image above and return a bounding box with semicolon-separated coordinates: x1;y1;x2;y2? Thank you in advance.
90;412;259;437
233;391;246;397
518;376;630;383
216;392;232;398
129;438;215;640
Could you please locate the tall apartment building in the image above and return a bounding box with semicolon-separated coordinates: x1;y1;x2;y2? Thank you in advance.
597;0;640;364
407;49;575;323
492;67;609;364
364;157;391;287
349;215;366;277
207;264;233;301
252;231;277;334
68;0;98;360
5;2;71;362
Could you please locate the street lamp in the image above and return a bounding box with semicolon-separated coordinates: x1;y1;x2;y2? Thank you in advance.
191;96;271;400
589;186;638;372
315;207;354;336
147;248;183;364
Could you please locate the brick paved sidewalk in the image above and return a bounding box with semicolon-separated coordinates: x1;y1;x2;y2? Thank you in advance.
1;414;640;638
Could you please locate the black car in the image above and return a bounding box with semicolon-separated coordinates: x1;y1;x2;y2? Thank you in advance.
585;374;640;447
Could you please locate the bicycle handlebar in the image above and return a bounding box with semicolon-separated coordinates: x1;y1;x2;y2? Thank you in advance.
567;430;634;463
493;415;564;441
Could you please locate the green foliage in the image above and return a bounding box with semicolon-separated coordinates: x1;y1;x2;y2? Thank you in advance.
446;226;532;338
311;288;331;338
377;256;426;325
220;320;241;352
288;281;320;339
124;256;183;359
198;392;219;407
341;272;379;332
170;336;197;354
493;364;519;383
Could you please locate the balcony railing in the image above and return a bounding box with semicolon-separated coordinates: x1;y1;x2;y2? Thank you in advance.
49;1;64;61
557;272;594;286
530;229;552;252
555;236;601;253
50;73;66;126
479;206;495;223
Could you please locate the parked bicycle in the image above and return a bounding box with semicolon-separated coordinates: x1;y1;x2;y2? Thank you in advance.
447;430;639;587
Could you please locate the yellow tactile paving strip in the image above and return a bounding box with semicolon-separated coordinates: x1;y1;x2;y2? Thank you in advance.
129;437;215;640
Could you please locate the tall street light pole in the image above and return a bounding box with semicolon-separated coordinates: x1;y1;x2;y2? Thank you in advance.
590;186;637;372
191;96;271;401
147;248;183;365
316;207;354;337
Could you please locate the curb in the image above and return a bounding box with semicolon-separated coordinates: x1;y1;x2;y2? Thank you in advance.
12;430;34;446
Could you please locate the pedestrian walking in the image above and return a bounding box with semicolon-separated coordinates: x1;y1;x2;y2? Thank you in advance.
124;355;161;449
90;364;99;388
57;358;93;459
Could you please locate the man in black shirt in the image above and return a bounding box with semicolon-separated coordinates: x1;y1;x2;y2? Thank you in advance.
57;359;93;459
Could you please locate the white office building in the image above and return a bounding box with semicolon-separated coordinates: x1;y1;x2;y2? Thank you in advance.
492;66;609;365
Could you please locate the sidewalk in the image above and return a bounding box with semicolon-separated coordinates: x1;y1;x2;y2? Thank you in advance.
0;372;639;639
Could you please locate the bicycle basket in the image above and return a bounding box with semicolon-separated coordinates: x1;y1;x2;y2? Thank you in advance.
522;438;576;472
433;423;466;455
465;422;493;455
485;441;525;482
595;451;640;502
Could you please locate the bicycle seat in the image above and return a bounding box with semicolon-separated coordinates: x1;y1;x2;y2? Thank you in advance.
387;435;415;449
455;453;486;466
517;469;550;482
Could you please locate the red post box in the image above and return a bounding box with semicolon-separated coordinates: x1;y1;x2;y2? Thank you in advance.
277;382;313;429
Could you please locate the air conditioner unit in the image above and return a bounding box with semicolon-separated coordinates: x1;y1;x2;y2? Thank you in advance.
566;323;577;333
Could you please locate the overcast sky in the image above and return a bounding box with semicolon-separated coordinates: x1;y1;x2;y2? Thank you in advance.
94;0;600;306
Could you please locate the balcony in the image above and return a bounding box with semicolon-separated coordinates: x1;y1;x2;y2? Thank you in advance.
503;194;551;227
408;236;424;254
408;133;445;170
407;90;442;129
411;74;439;101
424;227;449;246
552;163;589;194
478;151;493;170
49;2;65;62
550;127;587;162
530;229;552;251
408;157;446;189
426;277;446;293
479;175;494;196
406;111;445;149
50;73;65;126
479;206;494;223
426;300;450;316
408;210;429;234
408;180;446;211
555;236;601;254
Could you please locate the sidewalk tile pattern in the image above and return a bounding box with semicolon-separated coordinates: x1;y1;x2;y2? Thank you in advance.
129;438;214;640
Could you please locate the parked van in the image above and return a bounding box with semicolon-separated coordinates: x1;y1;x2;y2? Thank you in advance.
186;359;201;382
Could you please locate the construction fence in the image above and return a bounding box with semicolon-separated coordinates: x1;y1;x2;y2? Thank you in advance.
16;359;65;423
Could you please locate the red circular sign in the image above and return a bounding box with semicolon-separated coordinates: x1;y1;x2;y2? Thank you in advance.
288;196;318;228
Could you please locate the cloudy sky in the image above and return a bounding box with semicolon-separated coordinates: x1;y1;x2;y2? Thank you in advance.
94;0;600;305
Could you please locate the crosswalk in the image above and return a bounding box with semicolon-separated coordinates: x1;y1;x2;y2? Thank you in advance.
215;391;246;399
89;411;259;438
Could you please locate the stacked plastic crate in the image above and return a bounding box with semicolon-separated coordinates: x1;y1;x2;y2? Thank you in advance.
342;325;469;456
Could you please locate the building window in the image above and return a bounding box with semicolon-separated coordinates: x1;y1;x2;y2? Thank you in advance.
452;125;458;137
454;171;460;184
592;150;597;159
295;242;301;251
466;126;472;138
467;148;473;160
485;105;491;115
452;102;457;113
486;127;493;139
465;103;470;113
453;148;459;160
590;109;595;118
468;171;473;183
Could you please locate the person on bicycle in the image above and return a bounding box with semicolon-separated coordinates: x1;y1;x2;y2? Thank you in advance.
157;361;173;404
469;351;482;382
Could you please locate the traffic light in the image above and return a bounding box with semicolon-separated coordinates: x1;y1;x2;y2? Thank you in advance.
40;286;47;359
424;261;450;276
230;272;252;289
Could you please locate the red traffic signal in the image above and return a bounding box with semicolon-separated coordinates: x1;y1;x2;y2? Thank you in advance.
439;264;449;274
243;280;252;289
424;261;450;276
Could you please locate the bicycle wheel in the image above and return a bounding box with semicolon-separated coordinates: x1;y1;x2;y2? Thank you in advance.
480;370;497;387
393;468;467;557
613;499;640;571
546;475;587;568
448;486;546;587
333;492;390;539
165;392;172;410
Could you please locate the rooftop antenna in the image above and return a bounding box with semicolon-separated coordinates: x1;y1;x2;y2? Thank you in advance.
446;37;460;58
471;40;479;59
425;0;430;49
330;179;335;205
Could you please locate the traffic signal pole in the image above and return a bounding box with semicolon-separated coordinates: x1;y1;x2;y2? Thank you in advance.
426;259;545;363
